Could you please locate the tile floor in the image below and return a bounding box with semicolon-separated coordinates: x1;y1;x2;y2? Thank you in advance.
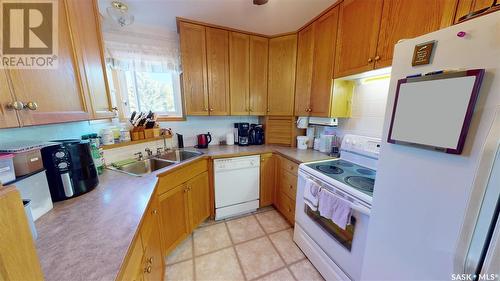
165;208;325;281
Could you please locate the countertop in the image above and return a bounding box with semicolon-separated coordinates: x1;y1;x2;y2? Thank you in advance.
35;145;332;281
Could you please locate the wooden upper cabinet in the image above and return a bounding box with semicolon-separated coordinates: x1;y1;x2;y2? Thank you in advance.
310;6;339;117
249;36;269;116
66;0;114;120
294;24;315;116
0;71;19;128
268;34;297;116
187;171;210;229
375;0;458;68
7;0;89;126
206;27;230;115
334;0;384;78
229;32;250;115
454;0;493;23
179;22;208;115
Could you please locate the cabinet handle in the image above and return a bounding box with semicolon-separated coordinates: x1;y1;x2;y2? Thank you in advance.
308;108;312;112
204;107;209;111
289;185;293;190
209;108;214;112
152;209;158;215
24;101;38;111
368;58;373;63
267;108;270;112
144;265;152;274
374;55;381;61
6;101;24;111
147;257;154;264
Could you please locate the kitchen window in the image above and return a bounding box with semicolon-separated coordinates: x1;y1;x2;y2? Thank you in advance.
103;29;184;120
123;70;183;118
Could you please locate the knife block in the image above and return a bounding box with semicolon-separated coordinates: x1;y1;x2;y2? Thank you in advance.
131;128;145;141
144;129;155;139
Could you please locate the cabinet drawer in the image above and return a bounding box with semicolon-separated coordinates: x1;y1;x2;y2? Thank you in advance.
280;156;298;176
157;159;208;195
278;191;295;224
280;170;297;201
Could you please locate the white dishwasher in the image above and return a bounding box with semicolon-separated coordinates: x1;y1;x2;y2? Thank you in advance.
214;155;260;220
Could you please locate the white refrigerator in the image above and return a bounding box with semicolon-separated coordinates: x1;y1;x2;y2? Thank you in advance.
361;12;500;280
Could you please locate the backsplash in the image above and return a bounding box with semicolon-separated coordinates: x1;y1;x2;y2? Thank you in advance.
0;116;257;146
333;76;390;139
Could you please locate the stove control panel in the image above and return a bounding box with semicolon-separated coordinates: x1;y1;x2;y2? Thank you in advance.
342;135;381;157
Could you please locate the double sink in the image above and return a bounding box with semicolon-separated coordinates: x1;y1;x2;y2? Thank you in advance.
109;150;203;176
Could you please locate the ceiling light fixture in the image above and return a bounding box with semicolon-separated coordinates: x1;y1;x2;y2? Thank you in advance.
253;0;269;5
107;1;134;27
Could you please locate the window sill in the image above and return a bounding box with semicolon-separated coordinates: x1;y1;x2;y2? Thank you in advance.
156;116;186;122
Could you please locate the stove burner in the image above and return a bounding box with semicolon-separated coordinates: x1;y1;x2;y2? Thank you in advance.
336;161;353;167
345;176;374;193
317;165;344;174
357;168;375;176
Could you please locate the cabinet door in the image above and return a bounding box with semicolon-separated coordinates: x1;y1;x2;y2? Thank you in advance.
179;22;209;115
0;71;19;128
206;27;230;116
7;0;89;126
310;6;339;117
375;0;457;68
268;35;297;116
0;188;44;280
249;36;269;116
158;184;190;255
454;0;492;23
187;171;210;229
142;216;164;281
66;0;114;119
260;153;276;207
294;24;315;116
229;32;250;115
334;0;383;78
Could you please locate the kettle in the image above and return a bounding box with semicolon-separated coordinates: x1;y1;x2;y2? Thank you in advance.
196;132;212;149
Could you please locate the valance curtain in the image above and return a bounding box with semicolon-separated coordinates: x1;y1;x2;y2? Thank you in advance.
103;29;181;73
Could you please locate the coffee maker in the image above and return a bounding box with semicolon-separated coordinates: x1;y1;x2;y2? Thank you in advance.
234;123;250;146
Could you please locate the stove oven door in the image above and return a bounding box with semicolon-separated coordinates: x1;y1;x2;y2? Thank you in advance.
294;170;371;281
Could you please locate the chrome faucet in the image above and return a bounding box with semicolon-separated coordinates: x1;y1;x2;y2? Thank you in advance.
156;147;164;157
134;152;144;161
145;148;153;157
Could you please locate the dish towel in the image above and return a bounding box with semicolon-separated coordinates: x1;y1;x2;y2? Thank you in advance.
303;178;320;211
318;189;352;230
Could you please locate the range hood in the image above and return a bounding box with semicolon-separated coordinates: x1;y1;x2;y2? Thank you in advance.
308;117;338;126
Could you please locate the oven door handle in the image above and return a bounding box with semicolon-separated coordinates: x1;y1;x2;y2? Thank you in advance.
300;171;372;216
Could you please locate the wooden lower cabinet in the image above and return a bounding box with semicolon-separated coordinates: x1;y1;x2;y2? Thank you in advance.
158;183;191;254
260;153;276;207
188;171;211;229
0;187;44;281
117;199;164;281
157;160;210;256
274;156;299;224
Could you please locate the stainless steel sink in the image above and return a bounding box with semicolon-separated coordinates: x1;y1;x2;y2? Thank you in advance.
157;150;203;163
108;150;203;176
110;158;175;176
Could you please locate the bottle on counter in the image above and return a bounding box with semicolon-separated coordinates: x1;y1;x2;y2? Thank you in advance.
82;134;104;175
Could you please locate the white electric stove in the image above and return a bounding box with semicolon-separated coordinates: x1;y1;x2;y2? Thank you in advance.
294;134;381;281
